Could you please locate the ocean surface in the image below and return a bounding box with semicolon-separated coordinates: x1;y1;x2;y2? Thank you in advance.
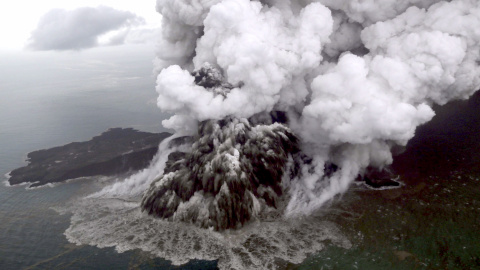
0;47;215;269
1;47;479;269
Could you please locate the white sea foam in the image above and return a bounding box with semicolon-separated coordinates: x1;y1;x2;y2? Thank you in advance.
64;194;350;269
24;176;101;190
2;172;12;187
63;137;350;269
3;176;33;188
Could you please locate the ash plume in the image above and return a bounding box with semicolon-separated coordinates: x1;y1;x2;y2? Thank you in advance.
143;0;480;226
141;114;299;230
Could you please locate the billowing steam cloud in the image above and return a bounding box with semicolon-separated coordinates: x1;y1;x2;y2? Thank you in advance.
144;0;480;225
61;0;480;268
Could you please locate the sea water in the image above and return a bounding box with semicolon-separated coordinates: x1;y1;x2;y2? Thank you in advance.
0;47;351;270
0;47;216;269
2;47;479;269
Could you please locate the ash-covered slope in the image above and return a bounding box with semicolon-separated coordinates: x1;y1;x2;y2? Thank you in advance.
141;115;299;230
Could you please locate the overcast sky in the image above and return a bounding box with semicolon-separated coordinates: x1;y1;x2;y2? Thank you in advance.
0;0;162;98
0;1;165;135
0;0;160;51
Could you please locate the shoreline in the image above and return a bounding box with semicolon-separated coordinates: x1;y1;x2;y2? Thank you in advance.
355;176;405;191
2;171;12;187
6;128;171;188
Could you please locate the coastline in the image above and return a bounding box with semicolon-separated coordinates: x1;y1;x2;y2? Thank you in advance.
6;128;171;188
355;176;405;191
3;171;12;187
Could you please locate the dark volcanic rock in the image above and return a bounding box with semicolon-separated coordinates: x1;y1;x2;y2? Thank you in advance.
164;151;188;174
358;167;400;189
8;128;171;187
142;63;301;231
191;63;236;97
168;136;194;148
141;115;299;231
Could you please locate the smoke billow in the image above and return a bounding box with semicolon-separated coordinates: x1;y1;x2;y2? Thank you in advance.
144;0;480;222
142;113;299;230
63;0;480;267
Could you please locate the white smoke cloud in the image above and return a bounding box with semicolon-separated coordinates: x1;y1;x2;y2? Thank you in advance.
317;0;442;25
28;6;144;51
151;0;480;215
152;0;222;73
156;0;334;132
